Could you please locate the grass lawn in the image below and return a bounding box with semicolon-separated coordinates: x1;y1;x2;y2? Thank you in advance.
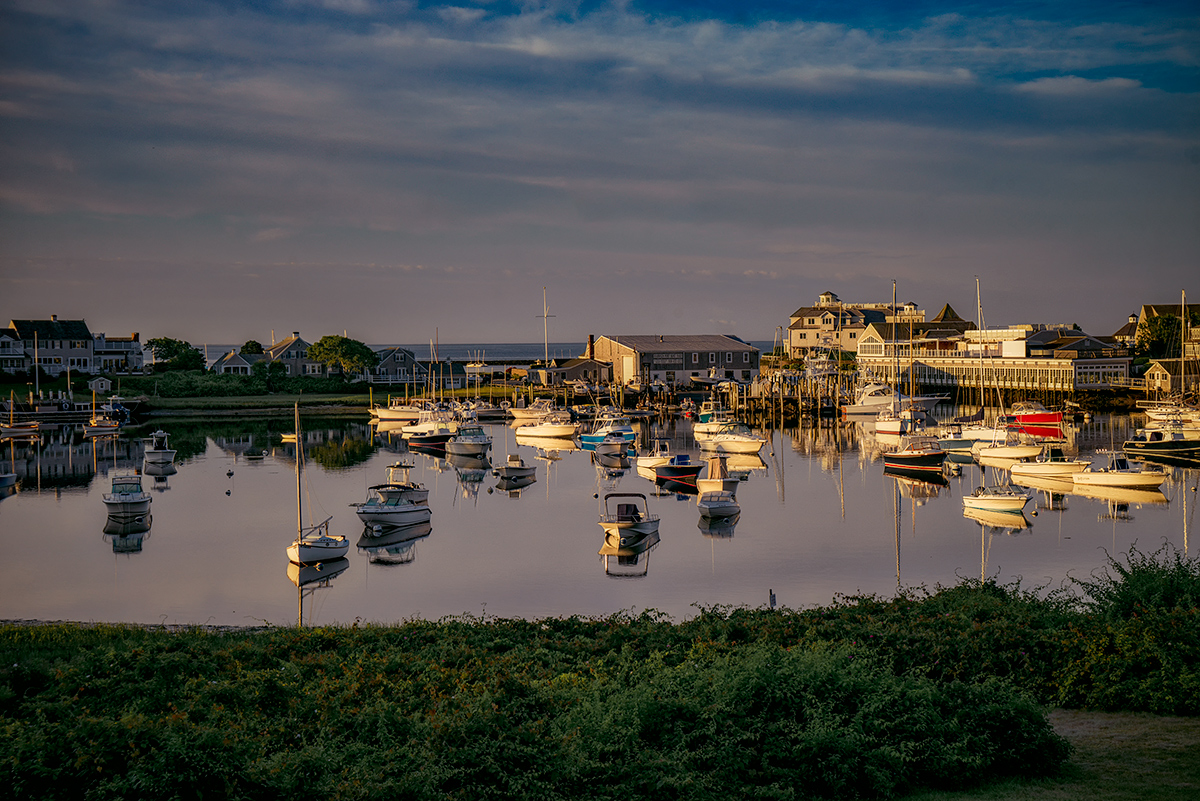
904;710;1200;801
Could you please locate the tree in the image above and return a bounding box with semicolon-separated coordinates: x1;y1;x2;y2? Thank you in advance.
1137;312;1200;359
145;337;205;371
251;359;287;391
240;340;264;355
307;335;379;378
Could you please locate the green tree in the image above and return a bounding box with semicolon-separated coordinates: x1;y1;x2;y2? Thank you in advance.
240;339;264;355
1137;312;1200;359
145;337;205;371
251;359;287;391
307;335;379;378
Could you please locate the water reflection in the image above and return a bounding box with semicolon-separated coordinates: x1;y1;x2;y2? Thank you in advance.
1;412;1197;626
288;557;351;626
356;521;432;565
103;513;152;553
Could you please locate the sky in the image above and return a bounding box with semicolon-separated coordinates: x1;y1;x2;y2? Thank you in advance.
1;0;1197;347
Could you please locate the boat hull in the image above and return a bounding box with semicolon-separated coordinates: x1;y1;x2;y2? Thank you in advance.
962;492;1030;512
287;538;350;565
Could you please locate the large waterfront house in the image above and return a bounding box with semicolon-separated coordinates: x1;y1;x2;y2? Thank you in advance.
785;291;939;358
856;322;1132;394
264;332;327;377
369;347;425;385
591;335;760;386
1;317;144;376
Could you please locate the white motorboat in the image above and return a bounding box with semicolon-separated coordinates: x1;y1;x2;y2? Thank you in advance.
581;414;636;447
370;398;427;422
1073;452;1167;489
514;412;578;438
102;472;152;518
509;398;557;420
593;431;629;458
696;421;767;454
972;429;1043;461
142;430;176;465
697;490;740;519
444;424;492;458
400;408;458;438
1009;442;1090;477
286;403;349;565
495;453;536;480
841;383;947;416
635;439;673;472
354;488;433;529
371;461;429;505
695;455;739;495
962;484;1031;512
874;405;927;436
598;492;660;542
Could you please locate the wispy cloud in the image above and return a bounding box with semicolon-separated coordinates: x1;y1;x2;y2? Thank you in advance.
1;1;1197;340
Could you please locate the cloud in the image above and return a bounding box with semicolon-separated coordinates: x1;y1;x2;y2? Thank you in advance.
1014;75;1143;95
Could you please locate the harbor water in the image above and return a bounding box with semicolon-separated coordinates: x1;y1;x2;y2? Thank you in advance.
0;413;1193;627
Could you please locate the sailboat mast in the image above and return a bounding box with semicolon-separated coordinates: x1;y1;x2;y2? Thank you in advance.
295;402;303;535
892;280;898;396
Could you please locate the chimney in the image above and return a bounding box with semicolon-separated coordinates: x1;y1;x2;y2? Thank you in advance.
292;332;300;338
587;335;594;359
50;314;58;322
131;332;139;341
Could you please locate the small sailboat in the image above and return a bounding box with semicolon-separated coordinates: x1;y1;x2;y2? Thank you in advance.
286;403;349;565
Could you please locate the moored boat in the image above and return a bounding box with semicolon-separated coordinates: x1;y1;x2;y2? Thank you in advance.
1073;451;1167;489
962;484;1031;512
102;472;152;518
286;403;349;565
142;430;176;465
597;492;660;541
1009;441;1090;477
882;435;946;473
444;424;492;458
494;453;536;481
697;490;740;519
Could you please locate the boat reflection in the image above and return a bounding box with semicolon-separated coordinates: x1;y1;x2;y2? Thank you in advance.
598;530;660;578
962;506;1032;533
1069;484;1169;507
448;452;490;502
514;432;581;453
103;513;152;553
495;475;536;496
356;521;432;565
1010;474;1073;512
288;556;351;626
885;468;947;503
698;511;739;538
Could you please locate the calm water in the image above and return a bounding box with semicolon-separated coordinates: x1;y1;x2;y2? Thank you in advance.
0;414;1194;627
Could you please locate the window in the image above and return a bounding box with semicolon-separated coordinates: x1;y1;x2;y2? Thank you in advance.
742;370;751;380
743;352;750;363
725;352;733;363
708;353;716;363
691;352;699;364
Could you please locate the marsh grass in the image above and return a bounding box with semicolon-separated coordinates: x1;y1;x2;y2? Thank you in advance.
2;546;1197;800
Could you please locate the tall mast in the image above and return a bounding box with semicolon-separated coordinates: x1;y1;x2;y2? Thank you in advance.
539;287;555;366
892;280;898;395
295;402;302;536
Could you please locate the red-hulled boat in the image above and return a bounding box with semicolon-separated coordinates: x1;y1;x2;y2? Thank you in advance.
1005;401;1064;426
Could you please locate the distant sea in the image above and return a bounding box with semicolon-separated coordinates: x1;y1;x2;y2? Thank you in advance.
203;340;775;367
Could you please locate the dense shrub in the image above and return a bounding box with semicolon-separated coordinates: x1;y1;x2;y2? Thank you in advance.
3;545;1198;798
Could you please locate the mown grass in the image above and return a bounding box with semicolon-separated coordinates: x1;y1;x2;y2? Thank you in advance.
1;544;1196;800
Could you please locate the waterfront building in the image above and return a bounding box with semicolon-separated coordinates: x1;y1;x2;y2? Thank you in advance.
0;328;31;373
1144;359;1200;394
1135;302;1200;358
591;335;760;386
92;331;144;374
856;324;1132;397
369;347;424;385
265;332;326;377
785;291;929;358
7;316;94;377
211;350;265;375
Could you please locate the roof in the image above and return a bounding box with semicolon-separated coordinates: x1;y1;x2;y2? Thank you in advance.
9;318;93;341
1112;320;1138;338
930;303;965;323
266;333;308;359
1140;303;1200;319
1146;359;1200;377
599;335;759;353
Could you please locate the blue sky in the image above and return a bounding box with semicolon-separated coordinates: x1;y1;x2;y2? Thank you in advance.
1;0;1197;345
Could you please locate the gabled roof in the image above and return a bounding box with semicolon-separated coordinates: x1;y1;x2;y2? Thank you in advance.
212;351;265;369
266;333;309;359
9;318;92;341
930;303;965;323
599;334;758;353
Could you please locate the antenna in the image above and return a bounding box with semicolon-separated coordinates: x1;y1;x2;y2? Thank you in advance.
537;287;556;366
